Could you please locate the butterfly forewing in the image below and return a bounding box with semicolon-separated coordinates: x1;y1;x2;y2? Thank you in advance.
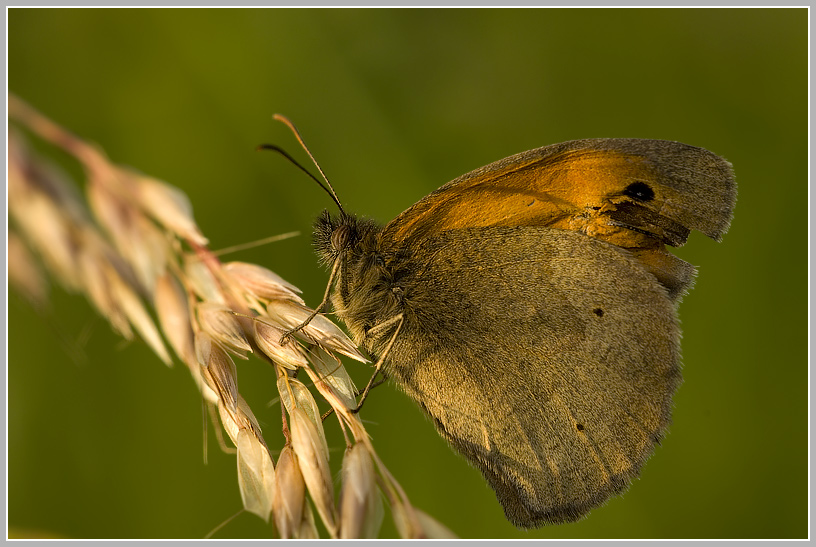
379;139;735;300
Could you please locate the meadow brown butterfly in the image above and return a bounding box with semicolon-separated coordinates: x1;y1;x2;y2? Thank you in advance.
281;125;736;528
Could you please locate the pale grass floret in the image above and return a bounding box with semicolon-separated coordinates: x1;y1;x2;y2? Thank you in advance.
266;298;367;362
105;259;172;365
277;377;329;458
183;253;228;305
8;231;48;307
196;332;239;412
217;394;263;448
9;134;84;292
196;301;253;357
86;179;170;294
8;94;456;539
11;191;81;290
296;501;321;538
154;272;197;368
133;172;209;247
76;234;136;340
289;407;338;537
308;347;359;410
222;261;304;304
272;445;305;538
252;319;310;370
236;428;276;521
339;442;384;538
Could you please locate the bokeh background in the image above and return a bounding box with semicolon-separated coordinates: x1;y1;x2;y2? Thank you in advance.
8;7;807;540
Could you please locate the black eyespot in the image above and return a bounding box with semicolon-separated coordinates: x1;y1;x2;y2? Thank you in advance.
576;423;585;431
593;308;604;317
623;181;655;202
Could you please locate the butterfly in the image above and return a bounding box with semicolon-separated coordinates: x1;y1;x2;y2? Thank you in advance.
279;128;736;527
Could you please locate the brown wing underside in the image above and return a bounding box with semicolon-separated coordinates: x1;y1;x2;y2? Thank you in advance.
385;227;682;527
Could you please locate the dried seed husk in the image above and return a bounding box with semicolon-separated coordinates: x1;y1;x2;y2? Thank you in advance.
266;299;367;363
277;376;329;461
253;319;309;370
236;428;276;522
289;407;337;537
272;445;305;539
339;443;383;539
196;302;252;357
155;272;196;367
196;332;238;412
223;261;304;304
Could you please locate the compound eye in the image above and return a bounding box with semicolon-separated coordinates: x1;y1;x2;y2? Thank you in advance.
331;224;351;251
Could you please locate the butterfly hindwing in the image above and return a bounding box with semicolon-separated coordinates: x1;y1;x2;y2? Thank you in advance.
381;226;681;527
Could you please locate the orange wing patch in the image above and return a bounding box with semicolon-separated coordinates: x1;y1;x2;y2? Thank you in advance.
383;149;676;252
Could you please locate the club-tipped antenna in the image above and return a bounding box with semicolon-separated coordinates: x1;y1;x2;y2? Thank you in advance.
269;114;345;215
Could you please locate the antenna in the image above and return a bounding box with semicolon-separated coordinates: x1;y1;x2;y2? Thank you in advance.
259;114;345;215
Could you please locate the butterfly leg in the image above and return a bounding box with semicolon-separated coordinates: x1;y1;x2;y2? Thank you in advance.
279;256;341;345
352;314;404;414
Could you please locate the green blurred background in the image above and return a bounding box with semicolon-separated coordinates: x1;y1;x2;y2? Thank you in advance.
8;7;807;539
